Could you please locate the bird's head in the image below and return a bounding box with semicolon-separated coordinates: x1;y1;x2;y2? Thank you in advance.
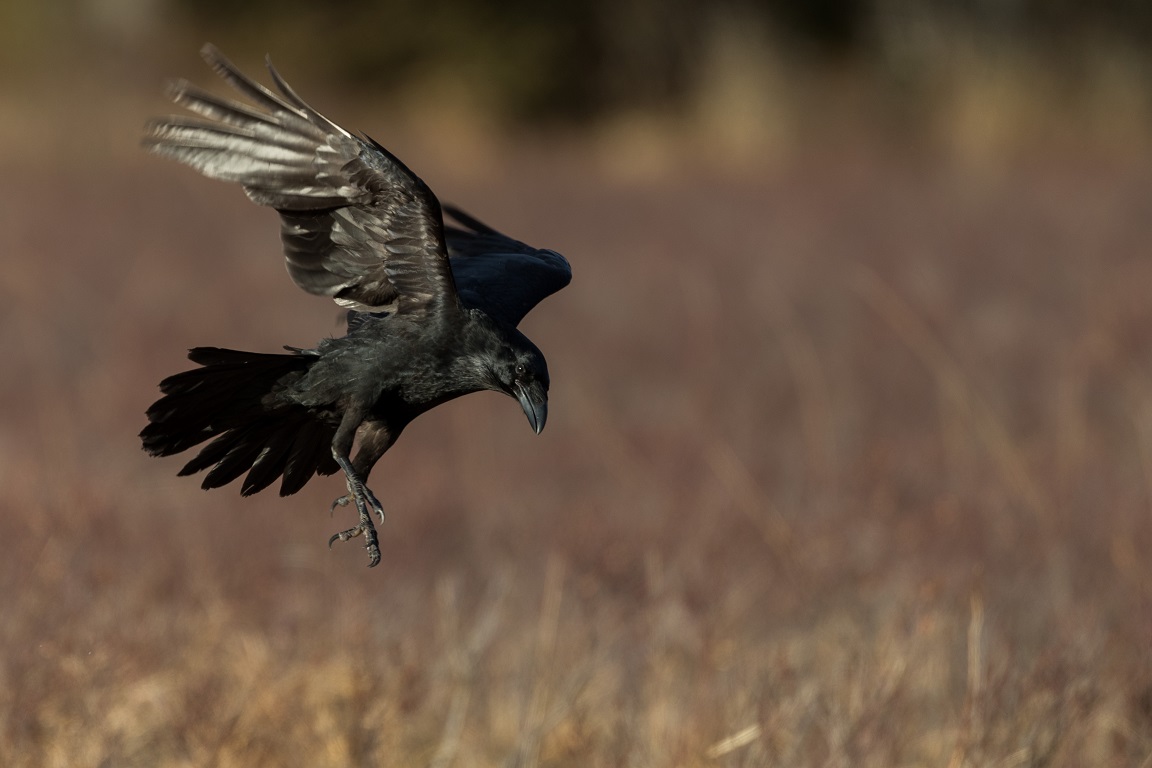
488;331;550;435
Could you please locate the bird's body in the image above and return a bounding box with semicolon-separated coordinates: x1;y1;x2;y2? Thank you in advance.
292;313;492;415
141;46;570;566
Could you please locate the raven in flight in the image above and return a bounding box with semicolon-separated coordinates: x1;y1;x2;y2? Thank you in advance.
140;45;571;567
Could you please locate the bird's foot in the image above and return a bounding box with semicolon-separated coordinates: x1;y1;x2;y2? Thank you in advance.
328;473;386;567
328;512;381;568
331;488;384;524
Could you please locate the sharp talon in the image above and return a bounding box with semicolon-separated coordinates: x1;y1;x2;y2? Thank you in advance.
359;487;386;525
331;495;350;513
327;517;380;566
328;525;363;549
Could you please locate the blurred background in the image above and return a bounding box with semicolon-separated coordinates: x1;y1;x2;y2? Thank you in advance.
3;1;1152;765
6;0;1152;165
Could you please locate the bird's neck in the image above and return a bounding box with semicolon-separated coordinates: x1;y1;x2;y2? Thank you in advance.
445;311;511;392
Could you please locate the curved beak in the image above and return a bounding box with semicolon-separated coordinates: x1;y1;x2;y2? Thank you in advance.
514;383;548;435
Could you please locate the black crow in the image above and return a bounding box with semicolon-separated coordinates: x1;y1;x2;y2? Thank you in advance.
140;45;571;567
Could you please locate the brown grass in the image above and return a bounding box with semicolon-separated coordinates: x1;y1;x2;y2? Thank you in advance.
3;138;1152;766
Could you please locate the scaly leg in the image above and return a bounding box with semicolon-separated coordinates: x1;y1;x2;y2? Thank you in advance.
328;452;384;567
327;420;396;568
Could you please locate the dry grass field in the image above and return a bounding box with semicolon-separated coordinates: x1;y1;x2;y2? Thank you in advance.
2;130;1152;766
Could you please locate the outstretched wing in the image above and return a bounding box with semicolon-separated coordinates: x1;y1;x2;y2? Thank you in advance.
143;44;458;317
442;206;571;328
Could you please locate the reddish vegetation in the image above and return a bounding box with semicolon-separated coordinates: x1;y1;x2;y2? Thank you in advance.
2;146;1152;765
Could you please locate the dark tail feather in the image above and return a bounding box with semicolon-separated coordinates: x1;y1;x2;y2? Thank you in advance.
141;347;339;496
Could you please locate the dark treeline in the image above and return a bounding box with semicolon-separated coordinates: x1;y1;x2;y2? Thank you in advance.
161;0;1152;121
3;0;1150;127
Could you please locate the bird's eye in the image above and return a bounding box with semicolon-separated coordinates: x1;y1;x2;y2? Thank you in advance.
515;363;526;377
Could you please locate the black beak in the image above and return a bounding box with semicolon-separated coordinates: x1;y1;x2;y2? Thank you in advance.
514;383;548;435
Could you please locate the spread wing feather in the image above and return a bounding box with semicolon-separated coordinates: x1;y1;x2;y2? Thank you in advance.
143;44;457;316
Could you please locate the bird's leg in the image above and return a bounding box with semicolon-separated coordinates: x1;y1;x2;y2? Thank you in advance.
326;419;395;567
328;452;384;567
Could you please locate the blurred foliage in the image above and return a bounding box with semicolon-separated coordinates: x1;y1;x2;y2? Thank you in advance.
1;0;1151;130
166;0;707;122
166;0;1152;122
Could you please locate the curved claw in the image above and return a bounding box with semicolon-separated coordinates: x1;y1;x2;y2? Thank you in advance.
327;521;381;567
365;494;385;525
328;527;358;548
331;495;350;514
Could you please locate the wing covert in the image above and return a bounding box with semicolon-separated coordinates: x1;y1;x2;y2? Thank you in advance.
442;206;571;328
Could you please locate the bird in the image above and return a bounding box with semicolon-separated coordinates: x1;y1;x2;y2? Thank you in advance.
140;45;571;567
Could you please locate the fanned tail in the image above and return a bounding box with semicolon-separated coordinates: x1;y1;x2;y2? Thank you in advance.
141;347;338;496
